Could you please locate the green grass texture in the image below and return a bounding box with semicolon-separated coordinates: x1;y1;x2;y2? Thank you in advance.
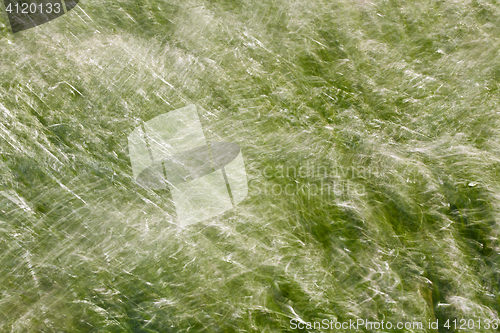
0;0;500;332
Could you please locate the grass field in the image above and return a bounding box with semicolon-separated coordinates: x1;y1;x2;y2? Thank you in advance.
1;0;500;331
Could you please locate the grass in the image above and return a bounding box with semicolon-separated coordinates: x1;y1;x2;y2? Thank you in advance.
0;0;500;331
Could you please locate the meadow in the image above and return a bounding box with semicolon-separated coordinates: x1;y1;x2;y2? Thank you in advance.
0;0;500;331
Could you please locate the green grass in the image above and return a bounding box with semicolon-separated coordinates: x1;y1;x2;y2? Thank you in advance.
1;0;500;331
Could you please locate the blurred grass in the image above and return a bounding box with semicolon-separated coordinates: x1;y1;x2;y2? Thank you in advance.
0;0;500;332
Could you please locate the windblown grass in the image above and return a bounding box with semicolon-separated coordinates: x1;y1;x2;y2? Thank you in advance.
0;0;500;331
